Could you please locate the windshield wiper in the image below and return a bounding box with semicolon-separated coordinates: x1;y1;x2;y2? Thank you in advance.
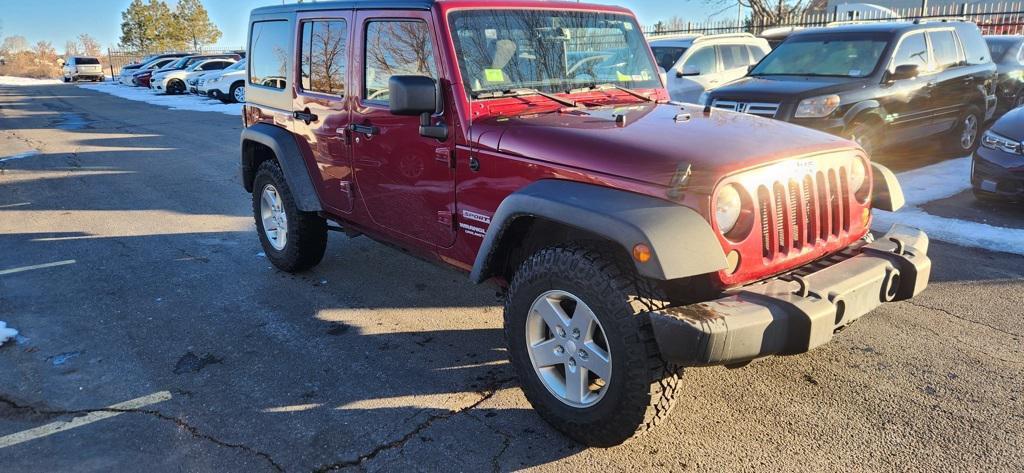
474;88;578;108
568;83;655;102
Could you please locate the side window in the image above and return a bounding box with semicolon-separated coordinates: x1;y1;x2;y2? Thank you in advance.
364;20;438;105
684;47;717;75
719;44;750;70
929;30;961;69
892;32;930;73
249;21;290;90
301;20;348;96
747;45;767;63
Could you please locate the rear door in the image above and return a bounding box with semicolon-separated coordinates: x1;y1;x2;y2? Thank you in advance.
293;11;356;214
350;10;456;247
926;29;968;133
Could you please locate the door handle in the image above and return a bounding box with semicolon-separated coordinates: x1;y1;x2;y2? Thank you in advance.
293;109;318;124
349;124;379;136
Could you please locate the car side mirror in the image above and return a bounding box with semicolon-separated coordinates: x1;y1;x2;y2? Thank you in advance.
389;75;447;140
677;64;700;78
887;64;919;82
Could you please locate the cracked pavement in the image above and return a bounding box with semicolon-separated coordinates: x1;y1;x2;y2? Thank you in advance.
1;83;1023;472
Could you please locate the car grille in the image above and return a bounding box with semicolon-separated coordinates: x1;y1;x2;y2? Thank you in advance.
753;164;852;260
711;100;780;118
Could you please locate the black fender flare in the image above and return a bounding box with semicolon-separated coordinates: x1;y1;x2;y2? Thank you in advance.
469;180;728;283
871;162;905;212
240;123;322;212
841;100;886;128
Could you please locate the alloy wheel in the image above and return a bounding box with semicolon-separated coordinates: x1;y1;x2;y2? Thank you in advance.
960;114;979;150
525;290;612;408
234;86;245;103
260;184;288;251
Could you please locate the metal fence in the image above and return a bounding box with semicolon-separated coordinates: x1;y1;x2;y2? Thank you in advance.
643;1;1024;38
105;47;244;77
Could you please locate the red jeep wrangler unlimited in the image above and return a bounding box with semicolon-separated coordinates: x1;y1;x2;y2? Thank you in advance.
242;0;931;446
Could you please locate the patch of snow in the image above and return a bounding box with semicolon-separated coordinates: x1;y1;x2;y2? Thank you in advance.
0;150;41;163
886;157;972;207
77;81;242;116
873;156;1024;256
0;321;18;347
0;76;63;86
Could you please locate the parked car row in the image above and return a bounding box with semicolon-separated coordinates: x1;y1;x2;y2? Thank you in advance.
113;51;248;103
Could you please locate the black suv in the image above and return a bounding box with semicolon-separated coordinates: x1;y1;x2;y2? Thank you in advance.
706;21;997;156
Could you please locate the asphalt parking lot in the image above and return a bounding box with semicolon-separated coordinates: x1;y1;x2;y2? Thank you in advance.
1;82;1022;472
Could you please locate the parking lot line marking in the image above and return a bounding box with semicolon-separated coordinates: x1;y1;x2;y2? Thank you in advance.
0;150;41;163
0;260;76;276
0;391;172;449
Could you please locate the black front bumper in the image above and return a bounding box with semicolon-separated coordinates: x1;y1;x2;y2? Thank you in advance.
650;225;931;366
972;146;1024;200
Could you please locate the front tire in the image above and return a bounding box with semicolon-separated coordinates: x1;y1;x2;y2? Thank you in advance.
252;161;328;272
229;82;245;103
504;244;683;447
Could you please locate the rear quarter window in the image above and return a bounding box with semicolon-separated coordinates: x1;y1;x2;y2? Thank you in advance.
250;21;290;90
954;23;992;65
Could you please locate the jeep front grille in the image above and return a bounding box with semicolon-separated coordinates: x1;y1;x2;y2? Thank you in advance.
755;166;852;260
711;100;780;118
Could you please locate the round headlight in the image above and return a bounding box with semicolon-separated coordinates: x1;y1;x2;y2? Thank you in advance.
849;158;868;195
716;184;743;235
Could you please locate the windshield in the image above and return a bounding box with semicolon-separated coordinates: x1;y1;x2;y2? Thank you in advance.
985;38;1017;62
650;46;687;71
449;10;660;98
751;35;888;78
225;60;246;72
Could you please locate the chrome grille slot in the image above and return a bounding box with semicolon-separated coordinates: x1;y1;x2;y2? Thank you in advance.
711;100;780;118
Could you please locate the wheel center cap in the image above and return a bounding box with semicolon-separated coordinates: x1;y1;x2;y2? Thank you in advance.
566;340;578;355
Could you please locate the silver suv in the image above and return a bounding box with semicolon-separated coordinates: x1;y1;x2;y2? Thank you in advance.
650;33;770;103
62;56;104;82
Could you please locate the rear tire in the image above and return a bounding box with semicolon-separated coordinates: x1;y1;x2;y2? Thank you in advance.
949;105;982;156
252;160;328;273
504;244;683;447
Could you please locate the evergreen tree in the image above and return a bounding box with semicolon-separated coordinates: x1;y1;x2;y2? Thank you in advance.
173;0;222;51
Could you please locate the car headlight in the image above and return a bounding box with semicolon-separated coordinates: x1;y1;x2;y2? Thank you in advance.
698;91;710;106
794;94;841;118
981;130;1022;155
715;184;743;235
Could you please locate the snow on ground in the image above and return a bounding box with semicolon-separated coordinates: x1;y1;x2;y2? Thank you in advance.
873;156;1024;256
77;81;242;116
0;321;17;347
0;76;63;86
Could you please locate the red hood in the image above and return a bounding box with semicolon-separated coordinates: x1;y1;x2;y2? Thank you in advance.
470;102;859;187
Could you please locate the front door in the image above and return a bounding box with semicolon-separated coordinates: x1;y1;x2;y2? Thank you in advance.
293;11;355;214
717;43;751;85
669;45;719;103
878;31;936;144
350;11;455;247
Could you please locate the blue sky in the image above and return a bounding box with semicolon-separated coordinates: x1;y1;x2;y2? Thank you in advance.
0;0;730;51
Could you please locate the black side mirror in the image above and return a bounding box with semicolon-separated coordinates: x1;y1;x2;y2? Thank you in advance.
887;64;919;82
389;75;447;140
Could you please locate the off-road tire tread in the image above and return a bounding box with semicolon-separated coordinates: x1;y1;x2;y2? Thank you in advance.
252;160;327;272
504;243;683;447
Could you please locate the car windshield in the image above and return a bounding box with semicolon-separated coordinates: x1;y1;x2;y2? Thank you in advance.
186;61;209;72
751;35;889;78
650;46;687;71
225;60;246;72
985;38;1018;62
164;57;191;70
449;9;660;97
